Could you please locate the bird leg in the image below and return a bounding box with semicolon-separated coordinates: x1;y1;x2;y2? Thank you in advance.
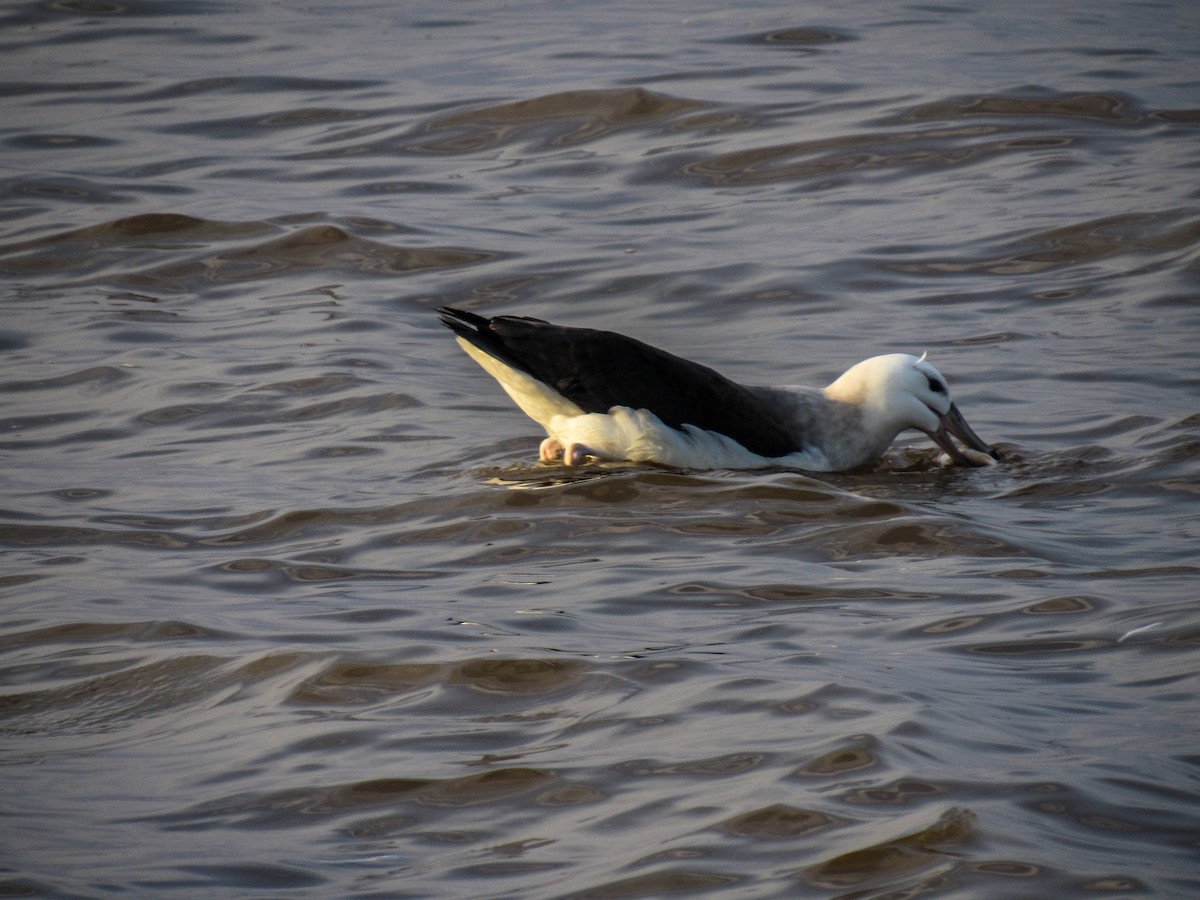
541;435;598;466
539;437;564;461
564;443;597;466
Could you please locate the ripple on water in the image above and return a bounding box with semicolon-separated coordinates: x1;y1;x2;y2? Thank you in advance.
384;88;709;155
800;806;976;891
287;656;585;707
0;646;311;746
888;209;1200;278
0;214;498;290
714;803;841;838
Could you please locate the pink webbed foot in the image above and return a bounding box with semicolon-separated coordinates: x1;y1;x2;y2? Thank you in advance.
539;437;563;462
564;443;597;466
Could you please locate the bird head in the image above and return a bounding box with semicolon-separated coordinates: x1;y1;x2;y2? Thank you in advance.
826;353;999;466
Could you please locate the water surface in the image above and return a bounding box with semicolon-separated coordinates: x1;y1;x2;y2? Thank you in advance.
3;1;1199;897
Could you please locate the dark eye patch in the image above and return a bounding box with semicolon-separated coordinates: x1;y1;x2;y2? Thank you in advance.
927;376;946;394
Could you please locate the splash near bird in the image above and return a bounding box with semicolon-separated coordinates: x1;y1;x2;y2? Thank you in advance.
438;307;999;471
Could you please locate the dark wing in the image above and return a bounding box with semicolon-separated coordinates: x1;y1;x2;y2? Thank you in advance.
438;307;800;458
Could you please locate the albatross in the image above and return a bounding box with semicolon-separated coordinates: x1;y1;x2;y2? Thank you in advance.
438;307;999;472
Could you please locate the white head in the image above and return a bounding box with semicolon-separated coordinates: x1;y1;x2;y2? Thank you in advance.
825;353;997;466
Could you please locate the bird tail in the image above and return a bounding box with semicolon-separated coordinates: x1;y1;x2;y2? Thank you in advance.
437;306;490;340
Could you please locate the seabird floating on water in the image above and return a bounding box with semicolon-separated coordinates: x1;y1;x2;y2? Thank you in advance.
438;307;999;471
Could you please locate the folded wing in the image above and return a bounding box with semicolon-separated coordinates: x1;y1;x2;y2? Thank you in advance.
438;307;800;458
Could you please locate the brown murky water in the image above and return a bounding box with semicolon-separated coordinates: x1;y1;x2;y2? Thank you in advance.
3;2;1199;897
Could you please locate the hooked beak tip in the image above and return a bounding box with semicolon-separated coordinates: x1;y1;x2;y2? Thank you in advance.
929;403;1000;466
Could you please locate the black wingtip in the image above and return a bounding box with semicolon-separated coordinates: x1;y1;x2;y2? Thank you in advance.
438;307;558;385
437;306;489;337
